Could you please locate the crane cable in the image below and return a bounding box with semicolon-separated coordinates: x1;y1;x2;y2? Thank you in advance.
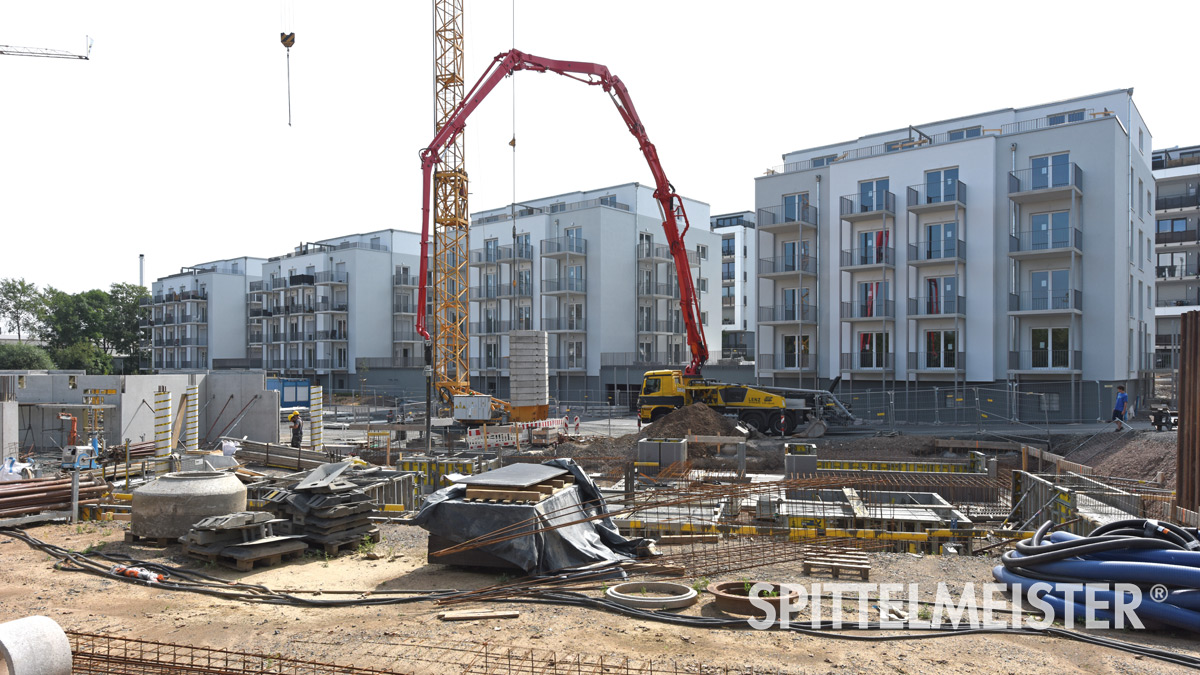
280;0;295;126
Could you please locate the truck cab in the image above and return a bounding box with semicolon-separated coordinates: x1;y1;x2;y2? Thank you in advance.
638;370;689;423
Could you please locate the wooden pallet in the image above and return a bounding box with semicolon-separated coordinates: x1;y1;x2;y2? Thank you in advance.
124;532;173;548
802;556;871;581
184;539;307;572
316;527;381;557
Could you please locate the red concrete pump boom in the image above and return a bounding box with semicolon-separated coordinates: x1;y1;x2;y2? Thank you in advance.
415;49;709;377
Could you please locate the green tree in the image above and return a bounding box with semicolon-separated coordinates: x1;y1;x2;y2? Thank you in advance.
0;343;55;370
49;342;112;374
103;283;149;372
0;278;43;341
38;287;106;350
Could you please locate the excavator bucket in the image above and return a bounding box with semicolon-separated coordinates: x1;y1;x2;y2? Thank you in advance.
799;419;828;439
280;32;296;49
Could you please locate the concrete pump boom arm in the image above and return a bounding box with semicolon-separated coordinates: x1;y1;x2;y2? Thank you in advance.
415;49;709;376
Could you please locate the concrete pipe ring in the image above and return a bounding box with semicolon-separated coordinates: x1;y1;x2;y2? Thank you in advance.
0;615;72;675
604;581;699;610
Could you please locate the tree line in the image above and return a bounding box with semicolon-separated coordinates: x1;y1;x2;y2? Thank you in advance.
0;278;148;373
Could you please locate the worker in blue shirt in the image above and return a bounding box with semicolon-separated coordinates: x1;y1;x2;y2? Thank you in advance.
1112;385;1128;432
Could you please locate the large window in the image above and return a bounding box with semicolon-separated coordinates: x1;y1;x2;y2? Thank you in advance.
722;261;736;280
783;334;809;368
1047;110;1084;126
925;221;957;259
782;288;799;321
1032;153;1070;189
925;330;957;368
857;332;890;369
1031;269;1070;310
924;168;959;203
1031;211;1070;250
923;276;958;314
858;178;890;212
811;154;837;167
567;302;584;330
515;305;532;331
858;281;890;316
948;127;982;141
857;230;891;264
783;192;809;222
1158;218;1188;233
721;237;736;256
567;339;585;368
1032;327;1070;368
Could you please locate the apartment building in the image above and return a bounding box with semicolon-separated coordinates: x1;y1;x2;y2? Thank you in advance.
142;258;265;370
711;211;757;361
755;89;1156;416
467;183;717;402
1151;144;1200;400
250;230;422;391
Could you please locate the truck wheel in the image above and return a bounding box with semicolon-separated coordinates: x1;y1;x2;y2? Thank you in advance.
650;408;671;423
740;411;767;433
768;411;796;436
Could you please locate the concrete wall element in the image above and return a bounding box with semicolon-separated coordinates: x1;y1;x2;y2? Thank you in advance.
509;331;548;406
0;401;17;463
309;385;324;454
204;371;278;444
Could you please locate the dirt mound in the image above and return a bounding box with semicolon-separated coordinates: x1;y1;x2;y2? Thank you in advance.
1090;431;1177;484
640;403;747;439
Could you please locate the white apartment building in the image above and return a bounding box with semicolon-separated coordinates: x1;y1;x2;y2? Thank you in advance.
755;89;1156;418
711;211;757;361
1151;144;1200;400
467;182;717;402
143;257;265;370
250;230;421;391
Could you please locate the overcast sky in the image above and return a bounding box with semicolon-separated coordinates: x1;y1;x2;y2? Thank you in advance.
1;0;1197;298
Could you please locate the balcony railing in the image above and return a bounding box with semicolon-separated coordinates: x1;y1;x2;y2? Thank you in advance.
357;356;425;369
471;195;631;225
1009;228;1083;253
757;303;817;323
1156;296;1199;308
213;358;260;369
542;317;587;331
637;320;684;334
542;277;587;293
500;282;535;298
841;247;895;267
840;191;896;217
756;203;818;228
314;359;349;370
637;282;678;297
1156;194;1200;211
841;300;895;320
469;286;499;300
542;236;588;255
248;332;263;344
179;290;208;301
907;181;966;208
1156;263;1200;280
248;280;265;292
908;239;965;262
394;273;419;286
394;299;414;313
637;242;672;260
499;243;535;261
907;295;965;317
1156;229;1199;245
178;336;208;346
288;274;315;287
315;330;349;341
392;331;422;342
1008;350;1082;371
180;312;208;323
469;248;502;265
908;351;964;370
757;353;815;370
758;254;816;275
840;352;894;371
470;320;512;334
1155;351;1178;370
721;296;736;307
1008;290;1082;312
313;270;349;284
600;351;688;367
720;348;753;361
1008;163;1083;194
249;308;271;318
470;356;511;371
314;299;349;312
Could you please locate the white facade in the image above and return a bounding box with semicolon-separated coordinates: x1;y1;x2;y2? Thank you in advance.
467;183;716;397
755;89;1156;398
1151;144;1200;398
711;211;757;361
145;257;265;370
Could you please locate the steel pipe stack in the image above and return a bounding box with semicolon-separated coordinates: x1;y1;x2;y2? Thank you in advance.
0;475;109;518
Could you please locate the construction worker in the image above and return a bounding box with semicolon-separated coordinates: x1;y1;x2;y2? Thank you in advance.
289;411;303;449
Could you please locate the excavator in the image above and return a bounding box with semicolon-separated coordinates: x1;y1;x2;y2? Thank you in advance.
415;49;854;437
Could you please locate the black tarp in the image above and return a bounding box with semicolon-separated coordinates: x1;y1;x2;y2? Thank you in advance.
412;458;649;575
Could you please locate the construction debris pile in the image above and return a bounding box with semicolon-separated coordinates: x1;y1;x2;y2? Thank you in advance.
261;461;381;556
181;511;306;571
561;404;752;465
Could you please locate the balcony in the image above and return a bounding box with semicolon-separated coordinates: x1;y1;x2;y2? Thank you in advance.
1156;296;1199;308
138;317;152;328
287;274;315;287
542;236;588;257
138;296;154;307
840;352;895;372
720;347;753;361
839;192;896;222
248;280;265;292
637;281;678;298
314;359;349;370
285;332;315;342
1156;229;1200;245
269;332;285;343
600;351;688;367
908;238;965;266
906;295;966;319
500;282;535;298
637;320;684;334
180;312;208;323
392;331;422;342
394;299;415;313
721;296;736;307
177;360;200;369
469;286;499;301
1156;263;1200;280
394;270;419;286
248;332;263;344
1008;290;1082;314
498;243;535;263
758;254;816;277
162;313;177;325
908;351;965;372
357;356;424;369
840;246;895;270
315;330;349;341
1008;350;1083;374
314;299;349;312
757;352;815;371
178;336;208;346
213;358;260;370
470;320;512;335
758;303;816;324
249;308;272;319
469;248;502;266
1154;351;1178;370
542;317;587;332
314;270;349;285
470;356;510;372
906;181;966;214
1009;228;1083;257
841;299;896;321
757;203;818;234
1008;163;1083;204
1157;194;1200;211
542;277;586;294
636;243;700;266
547;355;586;371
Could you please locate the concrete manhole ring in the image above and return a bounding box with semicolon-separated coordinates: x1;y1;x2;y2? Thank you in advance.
604;581;699;610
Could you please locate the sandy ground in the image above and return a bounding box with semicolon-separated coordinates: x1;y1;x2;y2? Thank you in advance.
1;520;1198;674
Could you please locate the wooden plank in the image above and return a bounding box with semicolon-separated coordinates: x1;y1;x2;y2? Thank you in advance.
655;534;719;545
438;610;520;622
169;393;189;451
463;488;544;502
533;484;555;495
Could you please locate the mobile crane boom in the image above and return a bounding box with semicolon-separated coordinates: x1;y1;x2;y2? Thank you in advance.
415;49;709;377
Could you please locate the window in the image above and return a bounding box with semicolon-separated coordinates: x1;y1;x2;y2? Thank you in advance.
857;332;890;369
948;126;982;141
1158;218;1188;233
698;278;708;292
783;192;809;222
858;281;890;316
811;154;837;168
567;340;585;368
1047;110;1084;126
924;168;959;203
516;305;532;331
1139;128;1144;154
697;244;708;260
884;140;903;152
484;238;499;262
857;230;891;264
925;330;958;368
1031;211;1070;250
715;215;744;227
638;305;653;332
721;238;736;257
700;311;708;326
1148;190;1153;216
783;334;809;368
549;202;565;213
567;302;584;330
642;376;662;396
1139;179;1144;216
1032;153;1069;189
599;195;616;207
721;261;736;280
783;240;800;271
925;222;958;259
1031;269;1070;310
721;285;735;299
858;178;889;212
922;276;959;314
1138;231;1144;270
1031;327;1069;368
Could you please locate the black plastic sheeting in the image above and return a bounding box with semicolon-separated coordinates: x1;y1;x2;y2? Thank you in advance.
412;458;650;575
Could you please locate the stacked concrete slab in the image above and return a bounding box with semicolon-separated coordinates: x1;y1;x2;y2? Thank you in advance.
508;331;548;422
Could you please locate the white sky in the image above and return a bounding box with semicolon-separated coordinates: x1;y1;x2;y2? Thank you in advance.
1;0;1197;297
